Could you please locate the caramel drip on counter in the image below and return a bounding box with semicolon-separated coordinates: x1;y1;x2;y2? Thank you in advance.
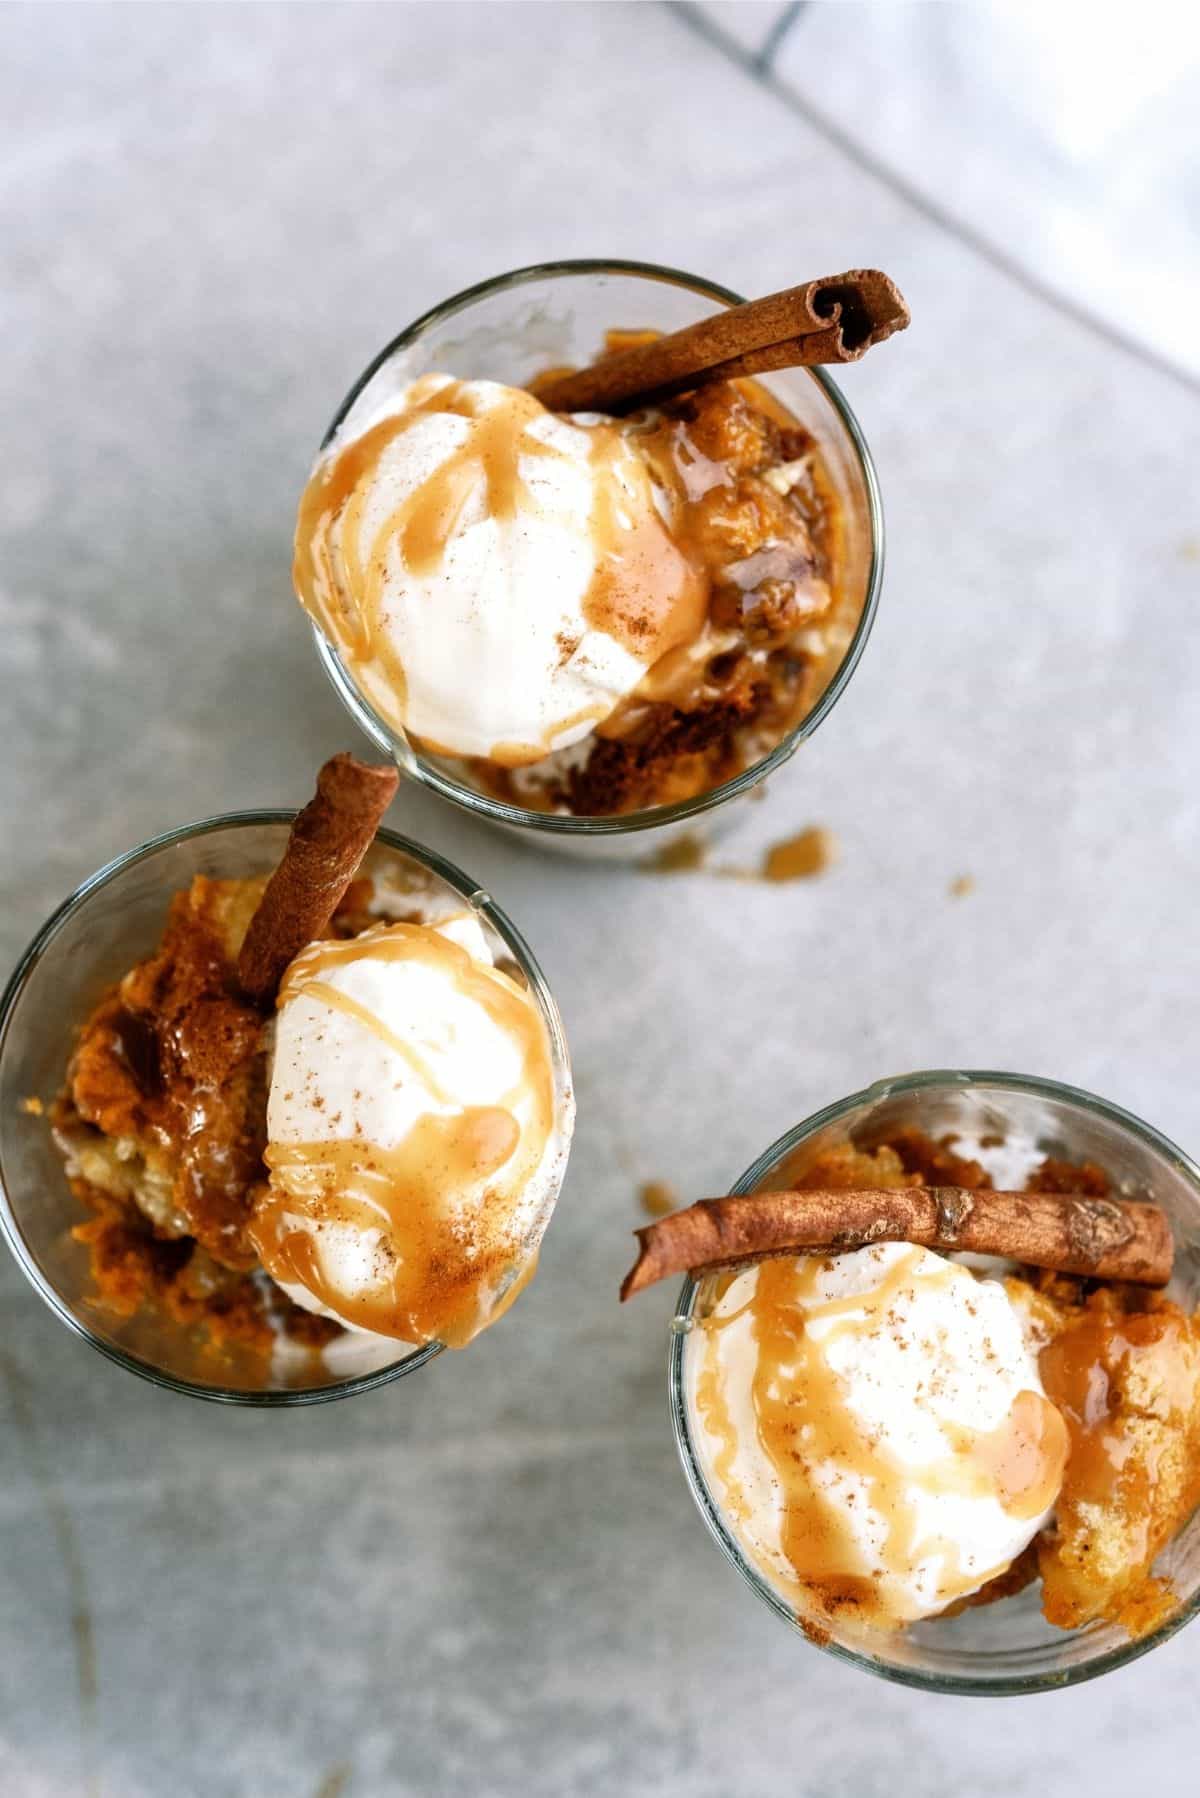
293;375;708;756
695;1252;1068;1627
762;827;836;883
253;922;556;1347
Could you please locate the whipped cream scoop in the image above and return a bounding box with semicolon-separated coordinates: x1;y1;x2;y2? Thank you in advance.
294;374;706;765
252;910;571;1346
688;1242;1068;1628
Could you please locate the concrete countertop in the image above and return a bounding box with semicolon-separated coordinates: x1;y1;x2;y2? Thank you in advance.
2;5;1197;1794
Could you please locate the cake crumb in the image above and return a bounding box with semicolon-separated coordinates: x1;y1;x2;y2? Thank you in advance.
644;834;708;875
639;1179;680;1218
19;1095;44;1116
762;827;837;883
949;874;975;899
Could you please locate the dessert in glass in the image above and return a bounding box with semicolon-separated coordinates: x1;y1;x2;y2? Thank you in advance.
629;1072;1200;1692
295;260;898;858
0;758;574;1404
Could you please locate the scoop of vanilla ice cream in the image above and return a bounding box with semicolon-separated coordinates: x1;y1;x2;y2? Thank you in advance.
294;374;704;764
688;1242;1067;1627
253;911;571;1346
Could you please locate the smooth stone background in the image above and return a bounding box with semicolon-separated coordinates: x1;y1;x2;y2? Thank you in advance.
1;5;1197;1795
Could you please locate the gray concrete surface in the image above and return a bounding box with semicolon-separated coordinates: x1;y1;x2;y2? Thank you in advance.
1;4;1197;1795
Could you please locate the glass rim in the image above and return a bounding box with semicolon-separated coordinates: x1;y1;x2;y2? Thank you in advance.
669;1067;1200;1695
311;256;885;836
0;808;572;1408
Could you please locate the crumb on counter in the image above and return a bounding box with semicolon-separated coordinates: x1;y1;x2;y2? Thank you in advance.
643;835;708;875
762;827;837;883
639;1180;680;1218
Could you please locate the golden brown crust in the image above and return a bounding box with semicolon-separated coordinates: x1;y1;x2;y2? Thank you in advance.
1037;1287;1200;1632
236;753;398;1004
68;1180;341;1357
67;876;268;1270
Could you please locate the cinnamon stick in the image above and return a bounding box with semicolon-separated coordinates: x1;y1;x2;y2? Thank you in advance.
237;753;399;1005
620;1186;1174;1299
536;270;910;416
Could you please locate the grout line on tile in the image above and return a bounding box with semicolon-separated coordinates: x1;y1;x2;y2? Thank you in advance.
753;1;808;75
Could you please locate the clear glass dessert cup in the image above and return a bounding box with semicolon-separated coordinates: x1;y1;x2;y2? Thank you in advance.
670;1069;1200;1694
0;814;573;1406
310;258;884;862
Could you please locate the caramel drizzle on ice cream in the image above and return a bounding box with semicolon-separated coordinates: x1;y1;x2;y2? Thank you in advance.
694;1250;1068;1626
293;375;706;761
251;921;556;1347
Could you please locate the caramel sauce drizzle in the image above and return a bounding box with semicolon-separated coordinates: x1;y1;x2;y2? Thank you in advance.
295;979;453;1107
482;701;613;773
580;426;706;671
252;922;556;1347
942;1390;1069;1524
1039;1303;1198;1575
695;1251;1068;1627
694;1286;757;1527
294;379;558;729
293;374;707;759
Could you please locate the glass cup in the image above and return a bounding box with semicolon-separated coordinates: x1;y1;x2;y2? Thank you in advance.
670;1069;1200;1694
0;814;573;1406
309;258;884;861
